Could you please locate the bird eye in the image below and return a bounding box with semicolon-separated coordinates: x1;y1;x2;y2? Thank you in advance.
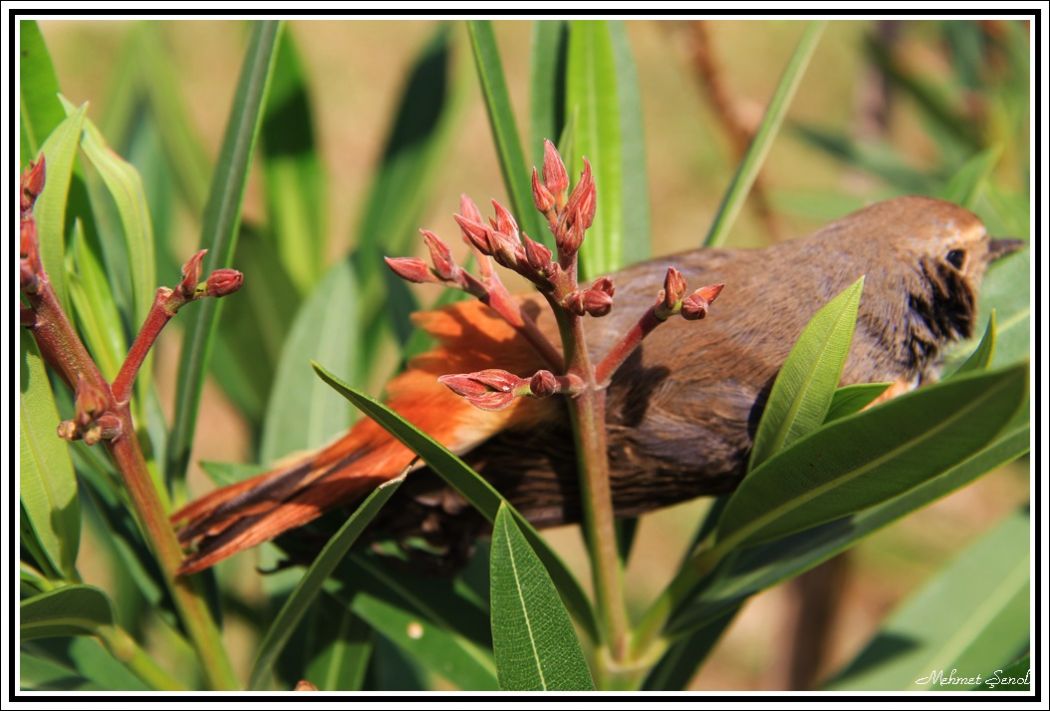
946;249;966;269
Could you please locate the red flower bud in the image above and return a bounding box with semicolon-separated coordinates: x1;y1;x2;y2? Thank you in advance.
205;268;244;297
75;374;109;426
20;157;46;214
531;168;555;213
542;139;569;197
20;217;36;258
661;267;688;311
564;159;595;228
522;234;553;272
563;290;586;316
454;214;494;255
490;200;520;242
529;370;559;398
384;256;433;283
179;249;208;298
438;369;526;411
681;283;724;321
420;229;457;281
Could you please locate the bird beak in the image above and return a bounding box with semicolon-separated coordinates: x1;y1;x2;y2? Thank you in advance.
988;237;1025;262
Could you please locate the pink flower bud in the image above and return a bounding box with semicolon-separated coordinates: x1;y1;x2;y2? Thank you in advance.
488;230;521;269
20;157;46;214
420;230;457;280
531;168;555;213
542;139;569;197
563;290;586;316
522;234;553;271
564;159;595;228
490;200;520;242
529;370;559;398
205;268;244;297
95;413;123;441
75;375;109;426
179;249;208;298
384;257;433;283
582;287;613;317
454;214;495;255
459;194;484;224
694;283;725;304
438;369;526;411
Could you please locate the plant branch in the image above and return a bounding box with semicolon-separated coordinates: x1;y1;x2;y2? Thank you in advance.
20;158;239;690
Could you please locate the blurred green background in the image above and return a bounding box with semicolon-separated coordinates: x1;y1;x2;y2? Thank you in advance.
35;19;1030;689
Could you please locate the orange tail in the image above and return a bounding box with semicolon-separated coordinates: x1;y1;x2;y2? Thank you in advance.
172;299;556;575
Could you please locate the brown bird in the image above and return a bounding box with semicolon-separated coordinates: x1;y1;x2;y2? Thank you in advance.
172;195;1021;574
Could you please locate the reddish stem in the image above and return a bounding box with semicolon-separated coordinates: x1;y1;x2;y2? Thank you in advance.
594;307;666;385
112;288;183;404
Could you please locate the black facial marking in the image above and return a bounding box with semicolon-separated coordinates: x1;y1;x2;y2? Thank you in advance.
904;256;978;371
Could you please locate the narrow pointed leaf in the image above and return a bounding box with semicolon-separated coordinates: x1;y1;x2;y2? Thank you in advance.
261;29;325;294
60;99;156;331
749;277;864;470
490;504;594;691
704;21;825;247
565;20;649;276
65;222;127;381
261;258;359;463
20;339;79;579
34;105;87;312
951;311;997;377
824;382;891;423
466;20;548;246
311;362;599;642
718;364;1027;549
529;21;568;167
19;21;65;162
168;20;281;484
248;476;403;690
826;509;1029;691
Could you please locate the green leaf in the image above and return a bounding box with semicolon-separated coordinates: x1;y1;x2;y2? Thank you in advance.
19;21;65;163
249;476;403;690
134;22;212;216
824;383;891;423
20;338;79;579
941;146;1003;208
704;21;825;247
60;98;156;333
353;24;467;374
529;21;568;167
65;221;127;382
351;592;499;691
565;21;649;276
749;277;864;470
260;258;360;464
21;585;113;640
826;509;1029;691
260;28;325;294
466;20;549;246
311;362;599;643
490;504;594;691
34;105;87;313
199;460;269;488
951;311;997;376
168;20;282;484
666;407;1029;636
21;638;148;692
717;364;1028;549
